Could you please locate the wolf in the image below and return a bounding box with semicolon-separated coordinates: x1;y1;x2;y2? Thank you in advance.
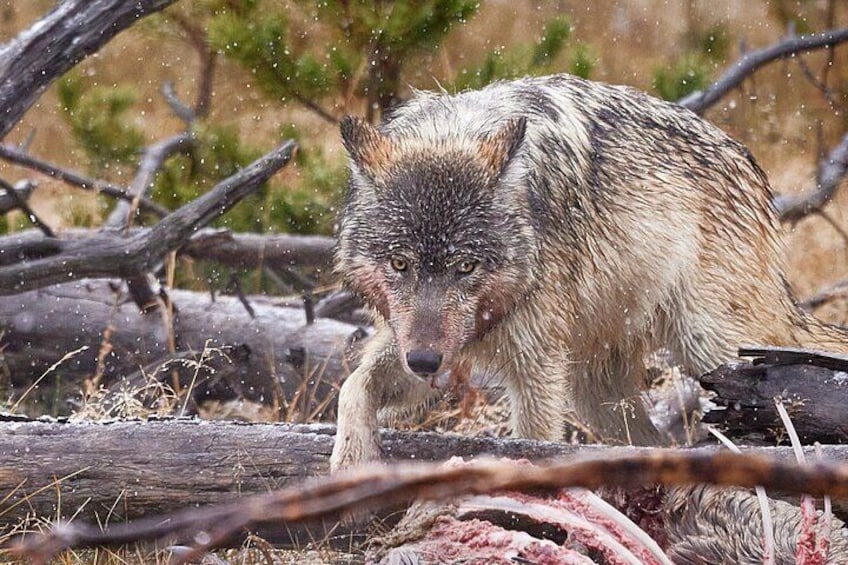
330;74;848;471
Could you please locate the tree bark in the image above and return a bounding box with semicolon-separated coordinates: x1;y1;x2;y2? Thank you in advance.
0;280;363;406
3;419;848;549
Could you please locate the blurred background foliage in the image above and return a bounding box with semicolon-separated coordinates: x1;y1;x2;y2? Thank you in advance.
49;0;601;240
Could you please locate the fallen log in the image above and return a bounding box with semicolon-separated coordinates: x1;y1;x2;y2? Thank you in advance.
700;347;848;443
3;418;848;550
1;228;335;273
0;280;364;409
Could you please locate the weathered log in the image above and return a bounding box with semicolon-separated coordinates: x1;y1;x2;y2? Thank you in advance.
3;419;848;550
0;227;335;271
700;347;848;443
182;230;334;270
0;280;363;408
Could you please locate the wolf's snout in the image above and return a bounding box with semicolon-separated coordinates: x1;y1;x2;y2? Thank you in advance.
406;350;443;375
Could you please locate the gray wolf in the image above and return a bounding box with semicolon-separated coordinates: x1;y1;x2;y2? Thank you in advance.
330;74;848;470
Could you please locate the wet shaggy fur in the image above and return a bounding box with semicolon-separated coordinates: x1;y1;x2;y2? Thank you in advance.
330;74;848;471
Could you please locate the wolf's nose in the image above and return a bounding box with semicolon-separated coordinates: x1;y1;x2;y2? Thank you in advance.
406;350;443;375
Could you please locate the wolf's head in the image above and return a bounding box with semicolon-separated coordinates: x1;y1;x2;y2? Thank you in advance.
336;116;540;377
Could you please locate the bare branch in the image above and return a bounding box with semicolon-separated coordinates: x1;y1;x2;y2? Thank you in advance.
774;132;848;222
801;278;848;310
0;141;297;295
679;28;848;115
0;227;334;271
105;132;195;230
103;132;195;310
0;179;35;214
0;0;179;139
162;81;197;124
0;144;169;218
165;11;217;119
0;179;53;237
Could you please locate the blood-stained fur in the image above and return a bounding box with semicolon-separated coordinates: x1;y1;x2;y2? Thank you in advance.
330;74;848;470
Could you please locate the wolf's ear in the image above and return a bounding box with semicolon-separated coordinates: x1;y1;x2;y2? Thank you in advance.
340;116;394;181
478;116;527;179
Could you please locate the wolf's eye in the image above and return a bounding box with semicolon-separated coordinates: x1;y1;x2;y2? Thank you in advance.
456;259;479;275
390;256;408;272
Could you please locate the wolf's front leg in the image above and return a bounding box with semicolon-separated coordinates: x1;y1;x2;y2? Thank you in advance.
331;327;395;472
502;350;571;442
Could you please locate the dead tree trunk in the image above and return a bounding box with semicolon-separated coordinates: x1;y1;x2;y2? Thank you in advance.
0;419;576;547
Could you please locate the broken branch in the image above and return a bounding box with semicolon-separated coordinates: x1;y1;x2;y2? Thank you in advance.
0;144;169;218
774;132;848;222
679;28;848;114
0;0;179;139
0;140;296;295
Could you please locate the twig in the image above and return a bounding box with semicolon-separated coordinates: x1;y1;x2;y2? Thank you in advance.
813;209;848;245
0;140;297;295
165;12;218;119
800;278;848;310
225;273;255;318
162;81;197;125
0;144;168;218
105;132;195;231
164;11;216;119
260;266;294;294
0;179;35;214
796;57;837;108
262;55;338;124
774;133;848;222
678;28;848;114
12;450;848;564
0;178;53;237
